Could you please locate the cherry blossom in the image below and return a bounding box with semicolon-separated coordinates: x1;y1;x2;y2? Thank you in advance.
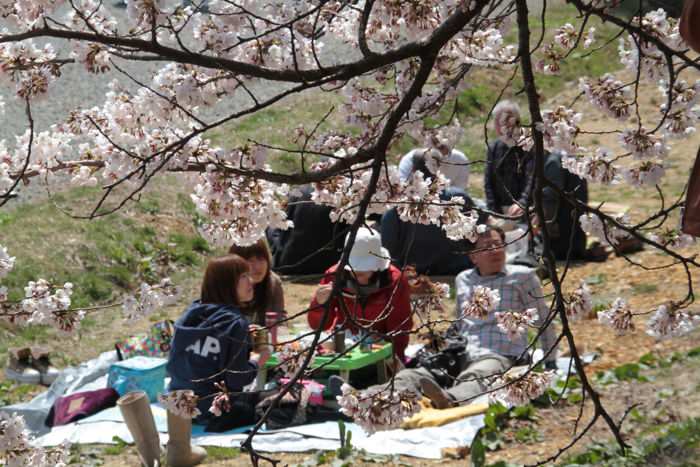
620;160;665;187
0;412;70;467
461;286;500;320
536;106;582;155
646;304;699;340
209;381;231;417
565;281;593;322
0;244;15;278
495;308;537;340
337;384;421;434
579;74;632;120
619;128;668;160
583;27;596;49
159;390;201;419
491;369;555;406
122;278;179;321
562;148;618;184
277;343;304;379
598;298;635;335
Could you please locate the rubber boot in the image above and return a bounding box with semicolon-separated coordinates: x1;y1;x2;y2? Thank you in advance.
166;411;207;467
117;391;162;467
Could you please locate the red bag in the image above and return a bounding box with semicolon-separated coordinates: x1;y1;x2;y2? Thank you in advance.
682;147;700;237
45;388;120;427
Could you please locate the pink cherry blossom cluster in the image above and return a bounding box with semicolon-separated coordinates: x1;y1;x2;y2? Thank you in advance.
618;9;684;83
336;383;422;434
535;23;586;75
579;74;632;121
598;298;635;335
191;158;293;247
277;343;304;379
658;79;700;139
490;369;555;406
561;148;618;184
462;28;517;67
646;304;699;340
495;307;537;341
159;390;201;419
536;106;582;155
410;281;450;317
208;381;232;417
0;40;60;99
565;281;593;322
17;280;80;333
461;285;500;320
0;244;15;278
122;278;179;322
1;412;70;467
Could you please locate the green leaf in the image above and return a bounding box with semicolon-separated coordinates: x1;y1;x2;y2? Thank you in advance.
471;431;487;467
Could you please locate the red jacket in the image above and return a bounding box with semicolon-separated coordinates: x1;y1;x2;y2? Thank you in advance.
308;264;413;361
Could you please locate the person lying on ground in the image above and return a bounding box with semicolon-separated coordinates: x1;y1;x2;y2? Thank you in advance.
308;227;413;362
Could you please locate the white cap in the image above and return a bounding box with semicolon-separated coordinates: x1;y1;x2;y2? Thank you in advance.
345;227;391;272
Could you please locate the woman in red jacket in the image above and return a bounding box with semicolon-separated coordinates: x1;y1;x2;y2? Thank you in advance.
308;227;413;361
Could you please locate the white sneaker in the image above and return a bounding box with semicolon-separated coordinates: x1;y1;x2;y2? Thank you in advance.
5;365;41;385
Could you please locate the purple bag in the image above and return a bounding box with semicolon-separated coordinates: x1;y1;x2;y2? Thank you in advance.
45;388;120;427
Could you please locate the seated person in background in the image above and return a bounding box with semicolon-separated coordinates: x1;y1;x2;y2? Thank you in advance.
364;227;558;408
229;239;285;334
382;149;477;275
542;153;589;260
267;184;350;275
167;254;270;431
308;227;413;362
398;147;470;191
485;100;535;219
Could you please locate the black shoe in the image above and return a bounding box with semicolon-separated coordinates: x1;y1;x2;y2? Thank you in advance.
419;378;454;409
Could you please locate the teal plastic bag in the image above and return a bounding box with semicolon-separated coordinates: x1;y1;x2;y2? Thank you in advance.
107;356;167;402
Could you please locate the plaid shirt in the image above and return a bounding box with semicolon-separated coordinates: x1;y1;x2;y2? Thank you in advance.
455;264;558;362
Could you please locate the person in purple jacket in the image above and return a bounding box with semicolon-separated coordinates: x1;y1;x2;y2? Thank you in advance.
167;254;270;432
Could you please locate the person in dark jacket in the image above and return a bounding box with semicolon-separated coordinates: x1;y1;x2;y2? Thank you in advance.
485;101;535;218
381;149;476;275
167;254;269;431
541;153;589;260
267;185;350;274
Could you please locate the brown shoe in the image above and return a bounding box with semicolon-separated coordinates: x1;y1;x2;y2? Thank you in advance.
419;378;454;409
30;347;60;386
5;347;41;385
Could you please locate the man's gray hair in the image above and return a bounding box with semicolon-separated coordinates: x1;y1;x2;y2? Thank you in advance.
493;100;521;120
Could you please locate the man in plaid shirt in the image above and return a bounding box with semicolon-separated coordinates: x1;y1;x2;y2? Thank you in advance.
359;226;558;409
415;226;558;408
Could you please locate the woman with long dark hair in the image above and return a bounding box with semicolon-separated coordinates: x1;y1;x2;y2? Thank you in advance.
167;254;269;441
229;238;285;330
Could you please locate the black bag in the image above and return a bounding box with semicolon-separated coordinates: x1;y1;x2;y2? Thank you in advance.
255;386;310;430
414;335;468;386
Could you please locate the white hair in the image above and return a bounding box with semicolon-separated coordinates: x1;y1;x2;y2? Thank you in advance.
492;100;521;138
